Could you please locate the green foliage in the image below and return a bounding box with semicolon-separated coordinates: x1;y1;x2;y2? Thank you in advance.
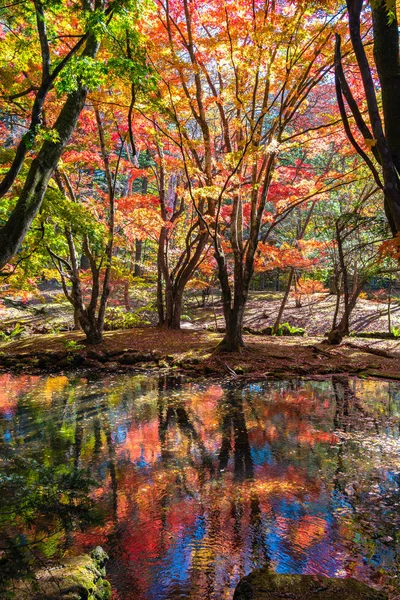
0;322;25;342
264;322;305;336
391;326;400;338
104;305;150;330
369;0;396;24
0;450;99;588
62;339;85;352
36;126;61;145
55;56;108;95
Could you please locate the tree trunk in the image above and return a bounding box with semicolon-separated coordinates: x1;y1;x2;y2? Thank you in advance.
336;225;350;335
372;1;400;172
344;1;400;234
157;265;165;326
328;281;364;345
332;272;342;330
273;268;295;333
217;299;246;352
79;313;103;345
73;307;81;331
163;285;183;330
134;239;142;277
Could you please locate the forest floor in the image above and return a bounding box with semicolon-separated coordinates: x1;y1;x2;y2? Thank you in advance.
1;291;400;380
1;325;400;381
1;291;399;336
188;291;400;335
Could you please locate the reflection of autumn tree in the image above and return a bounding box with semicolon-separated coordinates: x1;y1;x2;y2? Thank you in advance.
329;376;400;584
157;376;214;475
217;387;270;574
332;376;372;433
3;375;400;598
218;388;254;481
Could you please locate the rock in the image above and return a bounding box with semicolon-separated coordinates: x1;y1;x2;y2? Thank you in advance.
56;357;73;369
119;352;153;365
107;348;134;358
103;361;120;371
243;326;263;335
86;349;107;363
366;369;400;380
38;352;65;368
135;361;158;369
185;357;201;365
233;569;387;600
8;546;112;600
2;356;18;367
82;357;104;370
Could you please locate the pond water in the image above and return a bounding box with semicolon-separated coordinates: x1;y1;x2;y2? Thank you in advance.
1;374;400;599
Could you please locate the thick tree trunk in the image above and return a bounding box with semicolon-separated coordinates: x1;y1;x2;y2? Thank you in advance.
372;1;400;171
214;239;250;352
218;305;245;352
0;36;100;270
78;314;103;344
163;284;183;330
345;0;400;233
217;282;246;352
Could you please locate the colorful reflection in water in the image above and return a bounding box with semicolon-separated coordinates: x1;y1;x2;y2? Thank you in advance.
1;374;400;599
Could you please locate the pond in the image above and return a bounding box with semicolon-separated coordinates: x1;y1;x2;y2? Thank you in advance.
1;374;400;599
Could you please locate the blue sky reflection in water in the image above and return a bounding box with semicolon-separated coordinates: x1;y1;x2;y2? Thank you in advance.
1;374;400;599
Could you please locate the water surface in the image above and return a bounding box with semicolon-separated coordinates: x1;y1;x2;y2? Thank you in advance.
1;374;400;599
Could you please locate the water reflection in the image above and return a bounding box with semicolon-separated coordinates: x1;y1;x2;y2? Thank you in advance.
1;375;400;598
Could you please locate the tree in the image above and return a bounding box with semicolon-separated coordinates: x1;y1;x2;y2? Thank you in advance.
47;108;126;344
148;0;345;350
310;178;390;344
336;0;400;236
0;0;145;271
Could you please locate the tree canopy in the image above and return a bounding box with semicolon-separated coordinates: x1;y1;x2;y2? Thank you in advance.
0;0;398;348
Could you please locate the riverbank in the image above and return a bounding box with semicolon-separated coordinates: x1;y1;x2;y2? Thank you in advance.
1;327;400;380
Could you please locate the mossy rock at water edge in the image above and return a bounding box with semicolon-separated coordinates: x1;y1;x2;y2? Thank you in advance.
7;546;111;600
233;569;387;600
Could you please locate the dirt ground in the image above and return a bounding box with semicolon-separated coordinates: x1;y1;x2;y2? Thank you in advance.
1;292;400;380
1;325;400;381
189;292;400;336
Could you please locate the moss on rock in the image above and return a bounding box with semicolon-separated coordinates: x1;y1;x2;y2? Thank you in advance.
9;546;111;600
233;569;387;600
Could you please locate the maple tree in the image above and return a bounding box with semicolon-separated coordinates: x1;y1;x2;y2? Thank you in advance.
0;0;397;350
47;108;126;343
145;0;349;350
132;116;205;329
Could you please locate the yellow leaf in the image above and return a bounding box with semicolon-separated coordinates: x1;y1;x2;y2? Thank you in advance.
365;138;377;149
